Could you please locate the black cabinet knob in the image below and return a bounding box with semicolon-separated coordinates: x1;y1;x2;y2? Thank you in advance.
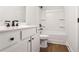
28;40;31;42
32;38;34;40
10;37;14;41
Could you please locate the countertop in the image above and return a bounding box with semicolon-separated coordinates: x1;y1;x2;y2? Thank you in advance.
0;25;37;32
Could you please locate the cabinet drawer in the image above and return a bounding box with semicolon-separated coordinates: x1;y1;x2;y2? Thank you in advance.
22;28;36;39
0;30;20;50
2;39;28;52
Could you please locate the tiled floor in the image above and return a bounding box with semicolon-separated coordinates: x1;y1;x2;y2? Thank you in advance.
40;43;69;52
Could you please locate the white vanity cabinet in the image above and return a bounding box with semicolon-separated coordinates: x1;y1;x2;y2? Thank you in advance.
2;39;28;52
31;33;40;52
22;28;40;52
0;26;40;52
22;28;37;40
0;30;20;51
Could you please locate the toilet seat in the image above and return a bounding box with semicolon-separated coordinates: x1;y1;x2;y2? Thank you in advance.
40;35;48;39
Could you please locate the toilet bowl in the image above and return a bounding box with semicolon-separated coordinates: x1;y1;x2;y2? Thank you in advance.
40;35;48;48
40;35;48;39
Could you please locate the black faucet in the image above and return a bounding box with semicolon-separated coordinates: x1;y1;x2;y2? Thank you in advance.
12;20;15;26
5;20;10;27
12;20;19;26
15;20;19;26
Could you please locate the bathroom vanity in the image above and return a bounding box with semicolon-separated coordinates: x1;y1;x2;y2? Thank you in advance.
0;26;40;52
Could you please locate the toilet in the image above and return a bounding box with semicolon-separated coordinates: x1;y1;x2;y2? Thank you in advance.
40;35;48;48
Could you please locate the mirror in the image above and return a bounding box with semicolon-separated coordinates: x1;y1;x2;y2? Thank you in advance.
0;6;26;26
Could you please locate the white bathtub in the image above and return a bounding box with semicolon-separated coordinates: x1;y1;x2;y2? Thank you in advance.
40;32;67;45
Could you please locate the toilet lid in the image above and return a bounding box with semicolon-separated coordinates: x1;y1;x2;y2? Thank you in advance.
40;35;48;37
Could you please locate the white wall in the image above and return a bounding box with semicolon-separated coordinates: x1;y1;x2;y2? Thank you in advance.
40;6;66;45
64;6;78;52
78;7;79;18
46;9;65;34
43;6;64;10
41;6;65;35
78;7;79;51
26;6;41;27
0;6;26;26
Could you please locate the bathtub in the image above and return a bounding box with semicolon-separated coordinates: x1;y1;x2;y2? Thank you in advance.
40;32;67;45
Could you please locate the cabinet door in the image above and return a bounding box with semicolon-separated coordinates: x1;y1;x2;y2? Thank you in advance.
0;30;20;51
27;39;31;52
31;34;40;52
2;39;28;52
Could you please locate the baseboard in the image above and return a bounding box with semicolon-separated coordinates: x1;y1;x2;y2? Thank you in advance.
65;41;74;52
66;45;74;52
48;41;66;45
66;46;72;52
